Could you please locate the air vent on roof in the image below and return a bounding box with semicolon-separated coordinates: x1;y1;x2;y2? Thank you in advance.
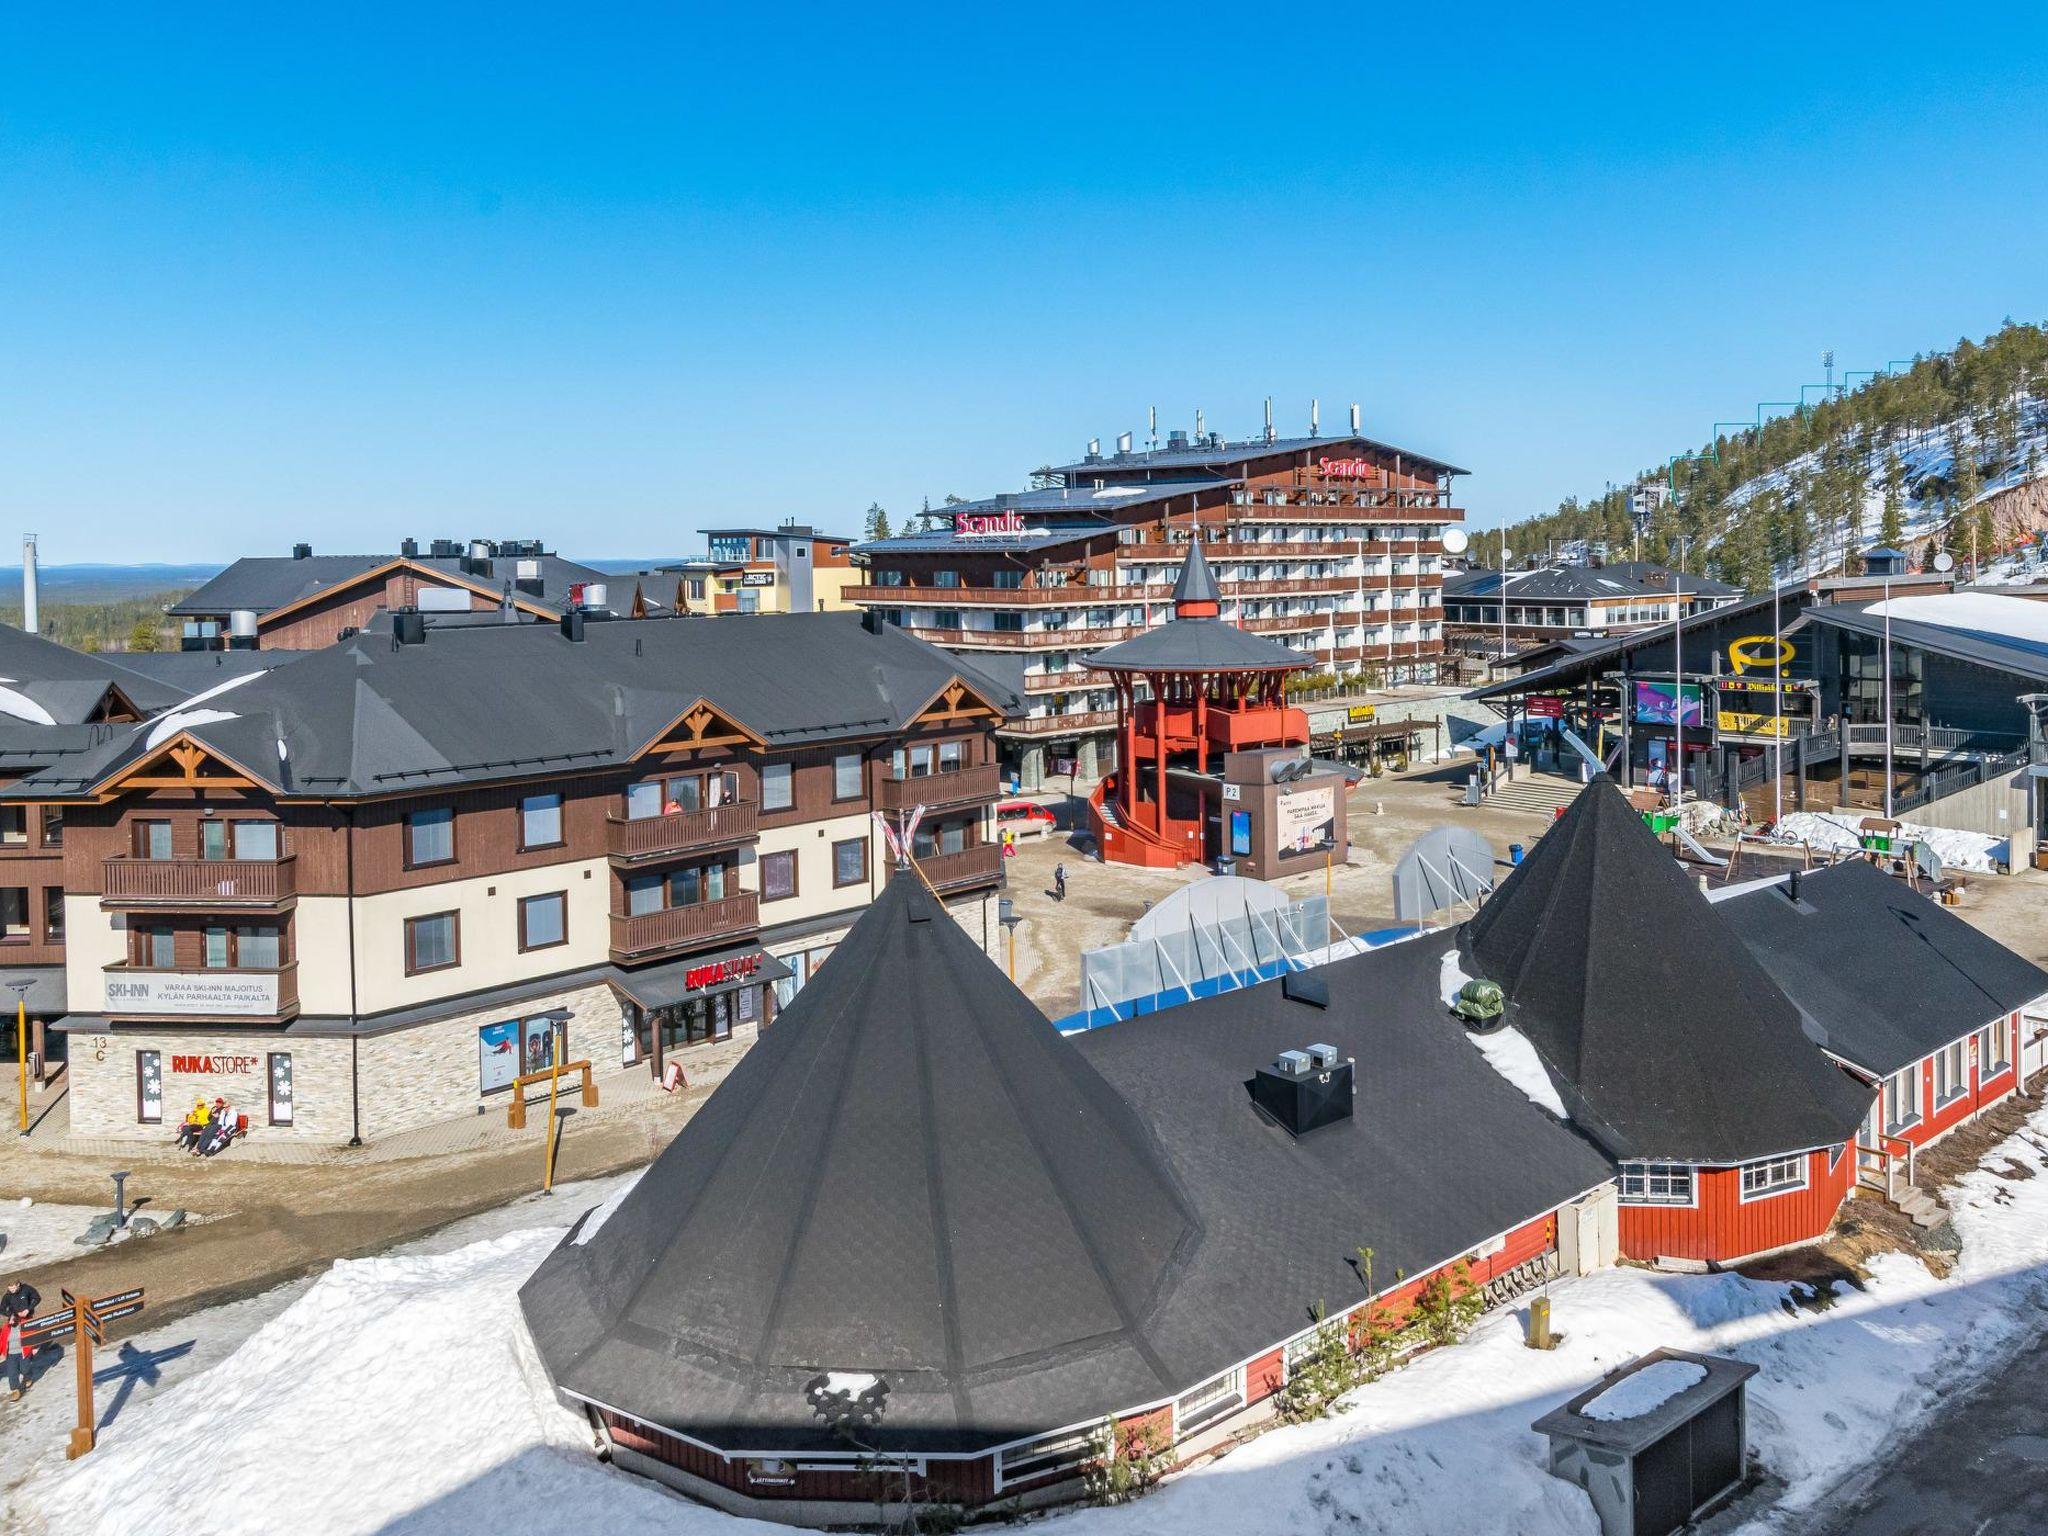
292;542;312;560
559;610;585;642
429;538;460;559
400;537;419;559
1253;1047;1356;1138
1167;429;1189;450
393;610;427;647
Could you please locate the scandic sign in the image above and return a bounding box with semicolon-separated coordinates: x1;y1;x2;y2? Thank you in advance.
952;510;1027;537
1317;457;1382;481
684;952;765;992
169;1053;261;1075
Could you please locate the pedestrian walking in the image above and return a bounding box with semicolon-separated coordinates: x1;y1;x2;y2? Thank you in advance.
1;1279;39;1403
1053;863;1067;903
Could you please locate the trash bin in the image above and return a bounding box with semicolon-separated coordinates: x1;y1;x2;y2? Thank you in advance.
1509;843;1525;865
1215;858;1237;877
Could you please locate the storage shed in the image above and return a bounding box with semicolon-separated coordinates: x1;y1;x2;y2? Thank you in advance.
1532;1348;1758;1536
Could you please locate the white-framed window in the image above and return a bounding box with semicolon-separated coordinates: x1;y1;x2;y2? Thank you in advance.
1617;1163;1695;1206
1934;1039;1968;1106
995;1423;1102;1489
1174;1366;1245;1437
1884;1066;1920;1133
1980;1019;2013;1079
1740;1154;1809;1201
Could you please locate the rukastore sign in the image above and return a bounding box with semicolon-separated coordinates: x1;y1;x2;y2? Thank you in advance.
169;1053;262;1075
685;952;765;992
104;972;281;1017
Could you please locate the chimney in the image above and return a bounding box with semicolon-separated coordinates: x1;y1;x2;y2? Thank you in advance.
400;537;419;559
1252;1043;1355;1138
1116;430;1133;455
392;609;427;647
292;542;312;560
21;534;38;636
1086;437;1102;461
559;610;586;642
1349;402;1361;434
229;610;259;649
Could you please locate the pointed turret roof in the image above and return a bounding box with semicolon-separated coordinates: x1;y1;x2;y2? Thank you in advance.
521;873;1200;1453
1171;537;1221;608
1459;777;1870;1163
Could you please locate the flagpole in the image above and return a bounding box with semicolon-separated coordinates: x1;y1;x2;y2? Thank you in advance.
1773;575;1783;823
1882;576;1894;819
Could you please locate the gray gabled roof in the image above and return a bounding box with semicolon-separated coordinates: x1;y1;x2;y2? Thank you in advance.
1800;600;2048;683
1043;433;1468;480
1718;859;2048;1077
1;613;1023;801
0;624;181;722
167;552;626;620
1460;777;1872;1163
1171;540;1221;605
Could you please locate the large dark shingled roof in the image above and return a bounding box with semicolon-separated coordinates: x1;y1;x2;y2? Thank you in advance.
1460;777;1871;1163
520;873;1201;1455
1718;859;2048;1078
1090;617;1304;673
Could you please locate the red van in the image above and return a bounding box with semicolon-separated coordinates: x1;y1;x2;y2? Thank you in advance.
996;800;1059;839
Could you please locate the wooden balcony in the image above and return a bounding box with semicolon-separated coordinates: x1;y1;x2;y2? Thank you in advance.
1023;668;1113;693
102;960;299;1022
904;626;1143;650
913;842;1004;893
609;891;759;962
1000;709;1121;737
606;801;759;864
854;583;1158;607
876;762;1001;813
101;855;298;909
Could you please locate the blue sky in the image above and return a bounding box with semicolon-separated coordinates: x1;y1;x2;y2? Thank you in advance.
3;4;2046;564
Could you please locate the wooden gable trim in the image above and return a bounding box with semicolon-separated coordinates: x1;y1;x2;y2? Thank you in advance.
257;557;557;629
99;732;267;797
637;697;767;758
910;674;1003;726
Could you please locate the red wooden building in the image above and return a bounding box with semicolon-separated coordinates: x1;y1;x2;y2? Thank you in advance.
1458;778;1876;1267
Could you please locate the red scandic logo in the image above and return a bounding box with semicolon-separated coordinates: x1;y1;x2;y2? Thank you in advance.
169;1054;261;1075
684;953;765;992
1317;456;1379;480
952;510;1027;537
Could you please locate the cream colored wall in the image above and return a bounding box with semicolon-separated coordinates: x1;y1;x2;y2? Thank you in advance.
743;811;884;928
64;895;130;1013
290;895;355;1015
344;857;612;1014
812;567;862;612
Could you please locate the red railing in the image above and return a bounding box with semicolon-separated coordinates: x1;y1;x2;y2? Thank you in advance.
101;855;298;905
606;801;759;861
608;891;759;961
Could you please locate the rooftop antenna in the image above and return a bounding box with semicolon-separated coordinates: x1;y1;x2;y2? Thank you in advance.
1310;398;1319;438
1349;402;1361;435
1194;407;1204;443
1263;396;1276;443
1148;405;1158;450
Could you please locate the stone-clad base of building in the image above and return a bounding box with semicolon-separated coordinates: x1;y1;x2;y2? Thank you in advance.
64;890;1005;1148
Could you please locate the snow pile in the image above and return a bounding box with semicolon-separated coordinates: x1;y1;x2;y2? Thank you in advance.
1440;949;1566;1118
0;1200;129;1271
1764;810;2002;872
1578;1359;1706;1421
570;1171;642;1247
22;1227;753;1536
0;681;57;726
144;707;241;750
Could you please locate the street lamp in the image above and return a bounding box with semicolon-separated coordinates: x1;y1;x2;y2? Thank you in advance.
8;977;33;1138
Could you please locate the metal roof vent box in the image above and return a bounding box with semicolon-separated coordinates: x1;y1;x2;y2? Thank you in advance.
1253;1045;1355;1138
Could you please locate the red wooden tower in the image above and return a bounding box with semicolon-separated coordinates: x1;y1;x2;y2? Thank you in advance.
1087;541;1312;867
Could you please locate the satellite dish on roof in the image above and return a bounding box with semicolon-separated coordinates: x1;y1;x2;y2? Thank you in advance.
1932;551;1956;572
1391;825;1497;923
1441;528;1470;556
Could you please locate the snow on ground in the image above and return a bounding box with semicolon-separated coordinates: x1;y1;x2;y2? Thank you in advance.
0;1200;209;1274
1579;1359;1705;1421
21;1108;2048;1536
1763;810;2003;872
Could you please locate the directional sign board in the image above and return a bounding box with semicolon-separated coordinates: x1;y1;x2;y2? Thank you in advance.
21;1307;75;1341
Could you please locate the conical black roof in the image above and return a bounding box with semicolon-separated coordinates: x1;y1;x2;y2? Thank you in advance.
1172;538;1221;606
521;873;1200;1453
1460;778;1870;1163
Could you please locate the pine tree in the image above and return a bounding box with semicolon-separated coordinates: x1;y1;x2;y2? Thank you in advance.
1879;451;1906;546
127;617;162;652
862;502;891;541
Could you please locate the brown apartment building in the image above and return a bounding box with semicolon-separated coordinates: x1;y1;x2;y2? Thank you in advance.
849;413;1466;787
9;609;1013;1145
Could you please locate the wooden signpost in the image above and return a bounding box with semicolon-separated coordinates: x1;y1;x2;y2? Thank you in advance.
22;1284;146;1458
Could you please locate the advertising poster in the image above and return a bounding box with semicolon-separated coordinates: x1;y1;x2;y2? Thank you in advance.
1632;680;1703;727
478;1020;520;1093
523;1016;560;1076
1275;786;1336;854
1229;810;1252;857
